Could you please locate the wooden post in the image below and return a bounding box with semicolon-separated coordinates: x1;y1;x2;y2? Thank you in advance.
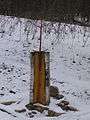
30;51;50;105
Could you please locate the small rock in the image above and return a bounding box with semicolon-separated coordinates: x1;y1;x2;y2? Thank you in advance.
50;86;59;97
60;105;70;111
30;115;34;118
51;43;54;45
33;103;49;113
9;90;16;94
61;100;69;105
47;110;65;117
59;82;64;84
32;111;37;114
67;106;78;111
57;100;78;111
23;73;26;75
22;80;26;82
72;61;76;63
1;87;4;90
84;91;87;94
54;94;64;100
15;109;26;113
87;58;90;60
35;106;44;113
57;100;69;106
1;101;16;105
0;93;4;96
26;103;49;113
5;49;9;51
25;103;36;110
28;112;32;116
7;69;11;72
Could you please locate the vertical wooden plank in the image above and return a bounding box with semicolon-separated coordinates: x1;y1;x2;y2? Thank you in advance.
38;53;46;104
33;53;40;103
30;52;50;105
33;52;46;105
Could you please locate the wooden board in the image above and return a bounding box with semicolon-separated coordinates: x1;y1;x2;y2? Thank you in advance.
30;52;50;105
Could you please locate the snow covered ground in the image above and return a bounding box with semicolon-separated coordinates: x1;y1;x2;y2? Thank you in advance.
0;16;90;120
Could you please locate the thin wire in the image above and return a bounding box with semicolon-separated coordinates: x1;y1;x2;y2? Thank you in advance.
39;20;42;52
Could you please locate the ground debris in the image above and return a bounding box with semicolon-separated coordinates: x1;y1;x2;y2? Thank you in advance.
54;94;64;100
57;100;69;106
25;103;49;113
57;100;78;112
27;112;34;118
9;90;16;94
15;109;26;113
1;101;16;105
31;111;37;114
47;110;65;117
